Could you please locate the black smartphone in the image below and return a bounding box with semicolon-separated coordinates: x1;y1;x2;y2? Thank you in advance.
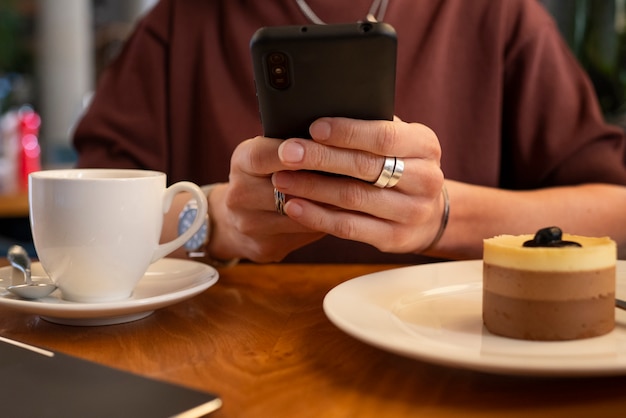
250;22;397;139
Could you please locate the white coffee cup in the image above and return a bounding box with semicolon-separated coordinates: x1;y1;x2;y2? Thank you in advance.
29;169;207;303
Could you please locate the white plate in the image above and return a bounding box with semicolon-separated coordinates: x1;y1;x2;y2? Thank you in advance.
0;258;218;326
323;260;626;376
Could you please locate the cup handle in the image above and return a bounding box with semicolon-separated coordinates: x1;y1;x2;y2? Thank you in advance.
150;181;208;263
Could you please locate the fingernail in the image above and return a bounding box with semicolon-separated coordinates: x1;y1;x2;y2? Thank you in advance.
272;171;294;188
285;201;303;217
279;141;305;163
310;120;331;140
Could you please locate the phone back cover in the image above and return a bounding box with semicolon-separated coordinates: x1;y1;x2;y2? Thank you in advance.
251;23;397;139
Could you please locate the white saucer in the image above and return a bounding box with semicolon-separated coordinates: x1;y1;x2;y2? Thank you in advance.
0;258;218;326
323;260;626;377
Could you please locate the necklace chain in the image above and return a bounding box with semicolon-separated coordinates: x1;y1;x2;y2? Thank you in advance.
294;0;389;25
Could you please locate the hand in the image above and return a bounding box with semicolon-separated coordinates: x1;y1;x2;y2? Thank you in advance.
209;136;325;263
271;116;445;254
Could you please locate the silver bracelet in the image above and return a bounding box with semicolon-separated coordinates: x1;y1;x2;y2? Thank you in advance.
422;185;450;253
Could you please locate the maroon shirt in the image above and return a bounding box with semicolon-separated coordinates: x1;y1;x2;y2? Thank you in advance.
74;0;626;263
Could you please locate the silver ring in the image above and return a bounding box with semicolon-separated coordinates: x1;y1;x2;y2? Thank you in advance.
274;188;286;215
386;157;404;188
373;157;396;188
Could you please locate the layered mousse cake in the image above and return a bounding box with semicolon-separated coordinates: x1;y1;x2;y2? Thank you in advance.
483;227;616;340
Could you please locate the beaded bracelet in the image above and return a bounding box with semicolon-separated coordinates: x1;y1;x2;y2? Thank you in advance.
422;185;450;253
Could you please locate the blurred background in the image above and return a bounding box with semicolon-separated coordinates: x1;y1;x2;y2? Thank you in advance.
0;0;156;255
543;0;626;125
0;0;625;255
1;0;156;171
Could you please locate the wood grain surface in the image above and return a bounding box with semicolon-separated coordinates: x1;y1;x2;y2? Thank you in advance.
1;261;626;418
0;192;29;218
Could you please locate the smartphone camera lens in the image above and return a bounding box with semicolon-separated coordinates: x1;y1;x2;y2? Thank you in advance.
269;52;285;64
266;52;290;90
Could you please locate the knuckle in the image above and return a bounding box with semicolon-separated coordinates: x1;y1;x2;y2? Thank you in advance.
332;218;361;240
431;169;445;194
233;138;263;172
428;141;442;162
338;184;368;209
418;124;442;160
229;213;252;235
355;152;381;180
314;147;333;169
376;122;399;153
224;187;245;210
393;199;423;228
377;228;412;253
246;149;267;173
342;123;362;147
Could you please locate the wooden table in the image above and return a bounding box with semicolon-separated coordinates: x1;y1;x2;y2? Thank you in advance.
1;261;625;417
0;192;29;218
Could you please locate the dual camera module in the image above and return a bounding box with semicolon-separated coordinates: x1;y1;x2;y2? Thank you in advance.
266;51;290;90
264;23;374;91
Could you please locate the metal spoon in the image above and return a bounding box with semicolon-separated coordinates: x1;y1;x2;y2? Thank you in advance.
6;245;57;299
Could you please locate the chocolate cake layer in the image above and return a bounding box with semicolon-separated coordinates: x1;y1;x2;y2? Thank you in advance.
483;264;615;340
483;264;615;300
483;290;615;340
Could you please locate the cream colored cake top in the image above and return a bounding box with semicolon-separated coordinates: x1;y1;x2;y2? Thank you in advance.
483;233;616;271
